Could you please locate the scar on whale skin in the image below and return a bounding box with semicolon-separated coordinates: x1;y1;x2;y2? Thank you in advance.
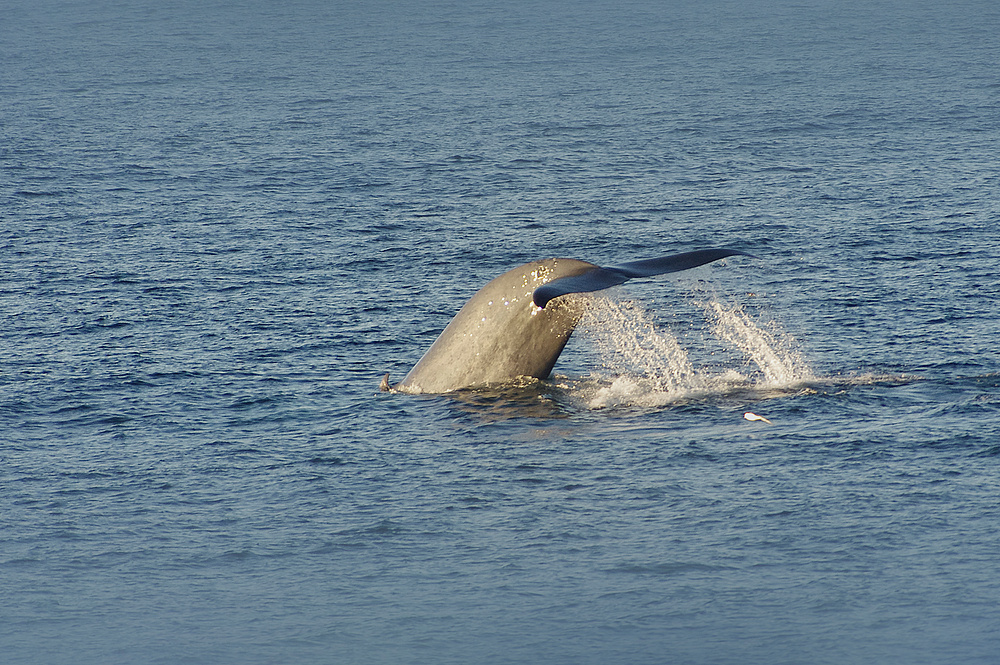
383;248;757;394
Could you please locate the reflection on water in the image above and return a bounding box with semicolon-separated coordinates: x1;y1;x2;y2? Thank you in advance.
442;378;574;422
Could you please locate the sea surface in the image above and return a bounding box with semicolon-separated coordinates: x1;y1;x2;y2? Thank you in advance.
3;1;999;663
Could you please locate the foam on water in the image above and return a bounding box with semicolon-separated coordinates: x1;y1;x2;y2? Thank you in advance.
571;295;814;409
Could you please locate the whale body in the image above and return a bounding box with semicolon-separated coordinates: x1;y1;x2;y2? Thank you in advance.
389;248;755;394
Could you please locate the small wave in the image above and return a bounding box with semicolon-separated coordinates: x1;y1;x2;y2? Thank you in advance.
606;561;727;576
15;189;63;197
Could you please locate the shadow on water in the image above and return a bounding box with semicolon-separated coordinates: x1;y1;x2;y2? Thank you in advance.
436;378;576;423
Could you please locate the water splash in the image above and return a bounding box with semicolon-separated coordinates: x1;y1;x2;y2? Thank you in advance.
702;299;814;388
571;295;813;409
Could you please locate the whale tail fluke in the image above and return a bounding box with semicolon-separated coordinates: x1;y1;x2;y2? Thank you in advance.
532;248;756;308
613;248;758;278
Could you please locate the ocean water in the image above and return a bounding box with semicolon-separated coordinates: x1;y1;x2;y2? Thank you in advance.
3;0;999;663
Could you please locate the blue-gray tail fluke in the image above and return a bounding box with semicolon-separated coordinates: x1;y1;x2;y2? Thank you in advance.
531;248;756;308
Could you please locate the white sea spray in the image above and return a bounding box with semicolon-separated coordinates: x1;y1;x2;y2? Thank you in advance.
575;294;813;409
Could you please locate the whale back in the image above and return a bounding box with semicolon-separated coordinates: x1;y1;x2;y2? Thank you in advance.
395;258;598;394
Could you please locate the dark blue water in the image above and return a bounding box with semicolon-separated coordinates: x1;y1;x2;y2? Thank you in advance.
3;1;999;663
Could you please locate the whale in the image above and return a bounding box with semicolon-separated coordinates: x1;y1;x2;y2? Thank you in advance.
385;248;756;394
